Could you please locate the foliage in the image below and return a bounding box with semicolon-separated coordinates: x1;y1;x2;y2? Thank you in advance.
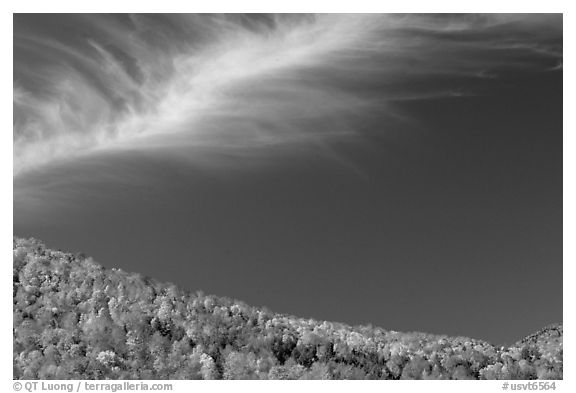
13;237;563;380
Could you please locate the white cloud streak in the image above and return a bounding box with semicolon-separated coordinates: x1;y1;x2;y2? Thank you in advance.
13;14;561;177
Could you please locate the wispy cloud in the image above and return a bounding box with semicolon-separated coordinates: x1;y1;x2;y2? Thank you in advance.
13;14;562;176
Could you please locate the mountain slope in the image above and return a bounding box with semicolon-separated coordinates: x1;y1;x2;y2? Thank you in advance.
13;237;562;379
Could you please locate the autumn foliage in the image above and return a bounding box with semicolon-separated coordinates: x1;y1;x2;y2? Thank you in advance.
13;238;562;380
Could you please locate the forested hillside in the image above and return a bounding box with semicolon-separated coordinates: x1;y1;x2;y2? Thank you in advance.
13;237;562;379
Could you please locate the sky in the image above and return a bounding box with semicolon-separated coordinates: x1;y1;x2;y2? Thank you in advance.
13;14;562;346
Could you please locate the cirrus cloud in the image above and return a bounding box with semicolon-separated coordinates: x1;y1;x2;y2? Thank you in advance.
13;14;562;177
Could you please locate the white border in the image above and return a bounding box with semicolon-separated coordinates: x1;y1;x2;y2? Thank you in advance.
4;2;571;392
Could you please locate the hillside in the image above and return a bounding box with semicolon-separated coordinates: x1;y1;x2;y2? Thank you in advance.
13;237;562;379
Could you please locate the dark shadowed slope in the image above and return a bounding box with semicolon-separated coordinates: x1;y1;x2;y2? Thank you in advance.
13;237;562;380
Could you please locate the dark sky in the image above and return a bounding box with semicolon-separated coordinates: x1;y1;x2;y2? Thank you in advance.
13;14;562;346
